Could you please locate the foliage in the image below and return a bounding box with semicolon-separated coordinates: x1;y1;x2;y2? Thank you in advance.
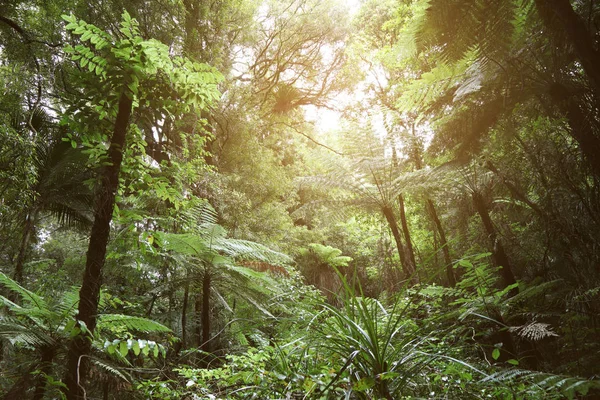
1;1;600;399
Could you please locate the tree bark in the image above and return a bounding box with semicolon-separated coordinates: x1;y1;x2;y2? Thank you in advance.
426;199;456;287
195;289;202;348
381;205;417;284
32;346;55;400
201;272;211;352
12;211;36;285
398;194;417;273
181;280;190;348
471;191;518;295
63;92;133;400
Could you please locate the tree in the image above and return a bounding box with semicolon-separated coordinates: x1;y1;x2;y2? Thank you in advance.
0;272;171;400
58;12;221;398
303;123;419;285
155;221;291;353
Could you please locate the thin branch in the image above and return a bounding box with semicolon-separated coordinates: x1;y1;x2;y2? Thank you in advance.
277;121;344;155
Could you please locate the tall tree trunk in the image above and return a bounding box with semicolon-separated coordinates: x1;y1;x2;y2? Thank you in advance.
426;199;456;287
471;191;518;295
195;290;202;348
181;280;190;348
63;92;133;400
398;194;417;273
32;346;55;400
12;211;36;285
381;205;417;284
201;272;211;352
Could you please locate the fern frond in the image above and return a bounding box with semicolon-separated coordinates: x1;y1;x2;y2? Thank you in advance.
484;368;600;398
212;238;292;266
155;232;211;257
0;319;56;348
178;201;218;230
90;358;131;383
97;314;171;334
509;322;558;341
0;272;47;310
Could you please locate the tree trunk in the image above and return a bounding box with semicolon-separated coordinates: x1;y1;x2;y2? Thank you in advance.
195;290;202;348
381;205;417;284
398;194;417;273
201;272;211;353
181;280;190;348
12;211;36;285
63;92;133;400
426;199;456;287
32;346;55;400
471;191;518;295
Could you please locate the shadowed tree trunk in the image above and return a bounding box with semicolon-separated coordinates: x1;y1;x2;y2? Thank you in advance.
181;280;190;348
63;92;133;400
32;346;55;400
471;191;518;296
201;271;211;352
382;205;417;284
398;194;417;274
12;212;35;285
195;289;202;348
426;199;456;287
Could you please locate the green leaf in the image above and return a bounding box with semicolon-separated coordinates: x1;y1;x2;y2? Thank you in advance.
492;348;500;360
507;359;519;366
61;14;77;24
132;340;141;356
81;31;92;41
119;341;128;357
73;25;86;35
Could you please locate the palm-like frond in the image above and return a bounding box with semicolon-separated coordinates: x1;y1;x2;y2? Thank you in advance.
483;368;600;399
97;314;171;334
0;318;57;348
0;272;47;310
416;0;518;66
156;230;292;266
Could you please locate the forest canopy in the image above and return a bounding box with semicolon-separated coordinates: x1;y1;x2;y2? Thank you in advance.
1;0;600;399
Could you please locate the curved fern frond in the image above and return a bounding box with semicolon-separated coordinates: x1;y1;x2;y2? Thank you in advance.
97;314;171;334
0;318;56;348
0;272;47;310
211;238;292;266
484;368;600;398
90;358;131;383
